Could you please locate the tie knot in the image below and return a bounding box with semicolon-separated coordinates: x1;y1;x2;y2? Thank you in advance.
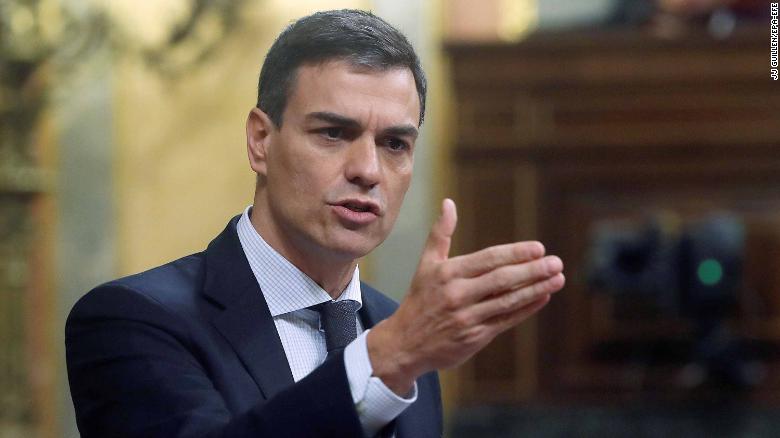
312;300;360;353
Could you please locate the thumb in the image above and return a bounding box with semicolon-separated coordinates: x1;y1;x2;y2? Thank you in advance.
422;198;457;262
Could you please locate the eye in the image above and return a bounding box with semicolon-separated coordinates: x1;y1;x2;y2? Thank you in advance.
322;127;343;140
386;138;409;152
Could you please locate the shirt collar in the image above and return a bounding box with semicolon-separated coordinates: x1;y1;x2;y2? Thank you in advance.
236;206;362;317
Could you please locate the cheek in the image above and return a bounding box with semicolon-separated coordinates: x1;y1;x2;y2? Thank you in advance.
384;172;412;221
271;145;319;197
279;162;337;218
394;165;413;197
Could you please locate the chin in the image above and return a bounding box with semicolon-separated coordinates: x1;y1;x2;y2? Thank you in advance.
328;241;376;261
325;232;385;260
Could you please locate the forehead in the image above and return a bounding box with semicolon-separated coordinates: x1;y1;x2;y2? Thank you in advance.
284;60;421;127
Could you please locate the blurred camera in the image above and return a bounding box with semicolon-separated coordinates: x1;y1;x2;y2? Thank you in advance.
587;213;744;319
585;213;763;389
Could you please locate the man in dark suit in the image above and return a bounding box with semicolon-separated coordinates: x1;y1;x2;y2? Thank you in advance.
66;9;565;437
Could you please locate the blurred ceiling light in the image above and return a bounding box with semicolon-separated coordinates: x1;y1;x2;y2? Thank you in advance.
10;4;35;35
498;0;538;42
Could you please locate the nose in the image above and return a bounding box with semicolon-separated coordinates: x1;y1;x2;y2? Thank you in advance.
344;137;381;189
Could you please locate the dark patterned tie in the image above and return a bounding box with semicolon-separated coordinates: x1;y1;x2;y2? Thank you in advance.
313;300;360;354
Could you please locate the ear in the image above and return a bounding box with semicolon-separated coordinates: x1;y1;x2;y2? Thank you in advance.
246;107;275;176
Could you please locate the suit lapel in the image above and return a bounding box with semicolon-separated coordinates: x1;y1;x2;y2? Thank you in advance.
202;216;295;400
199;218;439;437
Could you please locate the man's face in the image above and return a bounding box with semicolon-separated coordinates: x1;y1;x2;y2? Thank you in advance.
249;60;420;263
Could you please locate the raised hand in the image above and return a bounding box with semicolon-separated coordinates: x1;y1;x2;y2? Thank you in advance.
367;199;565;395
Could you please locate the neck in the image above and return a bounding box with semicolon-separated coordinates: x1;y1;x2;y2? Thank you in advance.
249;203;357;299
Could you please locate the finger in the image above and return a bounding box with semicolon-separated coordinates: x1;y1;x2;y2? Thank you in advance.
489;292;552;334
469;272;564;324
497;293;552;330
421;198;457;262
447;240;546;278
462;295;552;348
459;256;563;303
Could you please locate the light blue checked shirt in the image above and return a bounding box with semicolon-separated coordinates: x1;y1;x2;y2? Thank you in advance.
236;207;416;436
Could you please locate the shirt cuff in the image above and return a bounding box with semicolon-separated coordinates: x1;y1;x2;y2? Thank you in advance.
344;330;418;436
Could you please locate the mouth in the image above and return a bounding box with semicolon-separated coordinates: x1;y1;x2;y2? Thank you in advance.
333;199;382;216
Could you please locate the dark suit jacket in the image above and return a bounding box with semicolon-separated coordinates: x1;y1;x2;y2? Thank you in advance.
66;216;442;437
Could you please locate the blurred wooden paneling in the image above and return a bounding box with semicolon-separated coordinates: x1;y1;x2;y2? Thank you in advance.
447;25;780;406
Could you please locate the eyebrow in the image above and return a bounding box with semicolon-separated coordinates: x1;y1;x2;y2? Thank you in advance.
305;111;419;140
306;111;361;129
382;125;419;140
